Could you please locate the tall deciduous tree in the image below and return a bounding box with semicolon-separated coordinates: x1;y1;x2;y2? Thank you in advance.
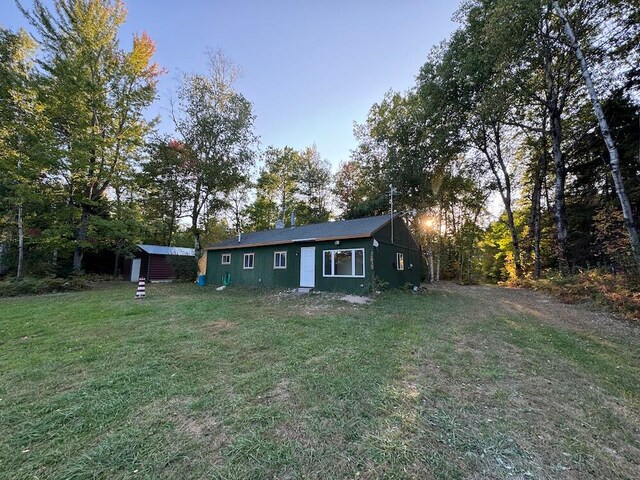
139;138;191;246
0;26;52;278
297;145;332;224
430;21;525;276
19;0;161;272
553;0;640;268
171;49;256;256
247;146;302;229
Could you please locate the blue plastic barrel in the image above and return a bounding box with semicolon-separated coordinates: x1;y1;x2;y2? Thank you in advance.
197;274;207;287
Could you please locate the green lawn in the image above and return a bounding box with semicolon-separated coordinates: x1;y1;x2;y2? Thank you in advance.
1;283;639;479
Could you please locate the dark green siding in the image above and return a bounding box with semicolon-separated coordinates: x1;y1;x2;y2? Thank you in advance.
206;244;300;289
206;239;375;293
372;217;421;288
312;239;374;294
205;218;420;293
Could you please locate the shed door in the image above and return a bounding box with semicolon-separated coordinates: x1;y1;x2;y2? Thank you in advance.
299;247;316;288
130;258;141;282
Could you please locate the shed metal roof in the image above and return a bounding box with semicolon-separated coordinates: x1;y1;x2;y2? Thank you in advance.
206;215;394;251
138;244;195;256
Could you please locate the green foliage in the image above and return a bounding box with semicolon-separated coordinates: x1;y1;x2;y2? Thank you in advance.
370;275;390;293
3;0;638;285
138;138;192;246
0;276;87;297
172;49;257;253
16;0;161;272
246;144;332;230
166;256;197;281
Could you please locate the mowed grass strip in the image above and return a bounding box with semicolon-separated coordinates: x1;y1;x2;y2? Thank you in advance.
0;283;639;479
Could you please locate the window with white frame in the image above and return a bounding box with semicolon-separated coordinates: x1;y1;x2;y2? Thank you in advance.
221;253;231;265
274;251;287;269
243;253;254;269
322;248;365;278
396;252;405;271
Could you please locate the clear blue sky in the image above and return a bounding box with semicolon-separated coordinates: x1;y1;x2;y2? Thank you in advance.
2;0;460;169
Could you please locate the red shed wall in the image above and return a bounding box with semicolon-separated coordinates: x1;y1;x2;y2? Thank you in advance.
148;254;175;281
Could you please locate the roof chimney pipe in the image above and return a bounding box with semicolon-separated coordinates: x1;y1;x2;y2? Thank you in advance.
290;212;296;228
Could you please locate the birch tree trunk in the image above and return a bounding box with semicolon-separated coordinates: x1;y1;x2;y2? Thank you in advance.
429;249;434;283
553;1;640;269
549;110;569;274
17;204;24;279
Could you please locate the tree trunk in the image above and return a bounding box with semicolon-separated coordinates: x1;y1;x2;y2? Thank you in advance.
0;243;6;276
113;251;120;277
17;204;24;278
478;125;522;278
429;248;434;283
193;231;201;257
553;1;640;269
549;110;569;274
192;177;203;259
437;210;443;282
532;125;549;279
481;136;522;277
72;207;90;273
531;160;543;279
504;206;522;276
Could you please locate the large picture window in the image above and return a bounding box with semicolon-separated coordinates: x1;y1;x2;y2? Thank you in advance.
274;251;287;269
243;253;254;269
322;248;365;278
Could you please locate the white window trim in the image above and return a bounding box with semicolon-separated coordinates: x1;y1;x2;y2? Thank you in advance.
221;253;231;265
274;251;287;269
243;253;255;269
396;252;404;271
322;248;365;278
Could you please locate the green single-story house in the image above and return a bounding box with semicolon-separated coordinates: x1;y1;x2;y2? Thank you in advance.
205;215;421;293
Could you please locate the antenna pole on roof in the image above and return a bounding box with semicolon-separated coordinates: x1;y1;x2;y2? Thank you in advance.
390;184;397;244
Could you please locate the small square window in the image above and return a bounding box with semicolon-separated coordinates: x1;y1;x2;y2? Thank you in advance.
396;253;405;271
274;251;287;269
221;253;231;265
243;253;254;269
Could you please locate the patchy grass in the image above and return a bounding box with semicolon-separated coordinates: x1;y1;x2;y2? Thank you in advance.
1;282;639;479
512;270;640;320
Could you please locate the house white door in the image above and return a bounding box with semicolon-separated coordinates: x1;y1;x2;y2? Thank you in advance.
299;247;316;288
130;258;141;282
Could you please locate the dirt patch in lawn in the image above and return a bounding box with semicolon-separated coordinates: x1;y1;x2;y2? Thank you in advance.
203;320;237;334
140;396;232;465
339;295;373;305
258;378;292;404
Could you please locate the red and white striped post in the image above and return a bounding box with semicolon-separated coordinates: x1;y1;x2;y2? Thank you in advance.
135;277;146;299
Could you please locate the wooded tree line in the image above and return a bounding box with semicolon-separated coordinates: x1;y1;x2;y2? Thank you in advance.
0;0;334;277
338;0;639;281
1;0;638;282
